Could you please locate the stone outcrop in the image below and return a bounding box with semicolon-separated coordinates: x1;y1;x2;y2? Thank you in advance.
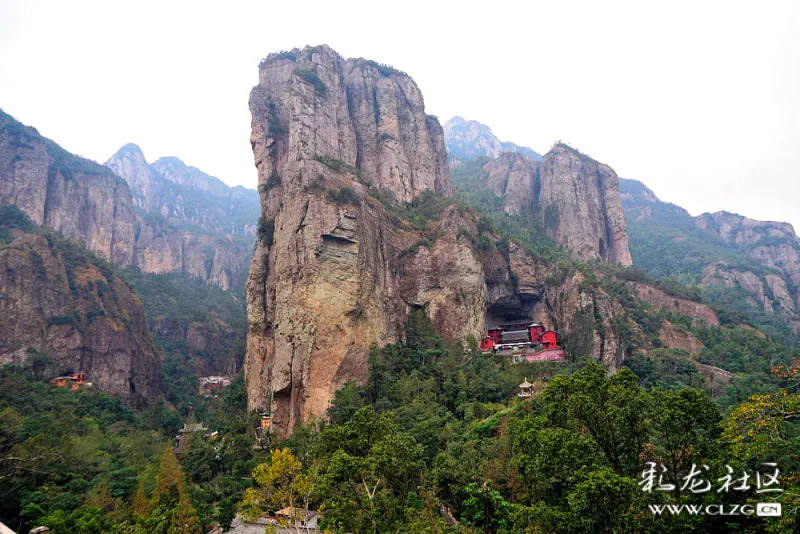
468;148;633;265
538;147;632;265
245;46;631;437
0;223;160;404
1;110;135;266
628;282;720;326
658;321;704;354
103;143;163;211
443;116;542;164
481;153;536;215
697;212;800;301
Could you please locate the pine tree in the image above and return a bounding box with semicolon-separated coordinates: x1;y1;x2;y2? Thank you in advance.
153;446;186;506
147;445;201;534
132;478;149;517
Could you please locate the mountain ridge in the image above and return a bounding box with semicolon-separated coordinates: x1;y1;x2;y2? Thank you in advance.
443;115;543;164
621;177;800;338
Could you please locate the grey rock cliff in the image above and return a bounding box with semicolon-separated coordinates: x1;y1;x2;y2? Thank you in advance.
105;143;259;290
0;110;136;266
467;147;633;265
538;146;632;265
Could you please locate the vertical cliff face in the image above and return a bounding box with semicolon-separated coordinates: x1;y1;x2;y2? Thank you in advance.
105;143;259;290
246;45;454;434
245;46;630;437
467;147;633;265
481;153;537;215
0;211;161;404
0;111;136;267
538;146;632;266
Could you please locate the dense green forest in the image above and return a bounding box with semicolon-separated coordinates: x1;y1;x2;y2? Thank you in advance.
4;308;799;532
121;268;248;415
0;367;263;533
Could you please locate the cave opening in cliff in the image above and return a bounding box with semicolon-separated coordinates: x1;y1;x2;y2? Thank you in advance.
485;295;540;331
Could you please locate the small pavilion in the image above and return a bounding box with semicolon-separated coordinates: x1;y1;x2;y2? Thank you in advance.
518;378;533;398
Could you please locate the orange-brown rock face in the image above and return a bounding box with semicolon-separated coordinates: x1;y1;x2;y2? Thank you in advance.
245;46;630;437
245;45;456;435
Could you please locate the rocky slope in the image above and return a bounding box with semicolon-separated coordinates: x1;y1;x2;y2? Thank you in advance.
0;206;160;404
455;147;633;265
245;46;636;437
621;178;800;335
0;110;136;266
443;116;542;164
105;144;259;291
106;144;259;234
0;111;257;291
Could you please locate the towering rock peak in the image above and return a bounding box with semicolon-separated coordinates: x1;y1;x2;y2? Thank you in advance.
0;110;135;266
151;156;231;197
251;44;452;203
539;145;632;265
246;47;638;437
443;115;543;164
118;142;145;154
456;146;632;265
105;144;163;209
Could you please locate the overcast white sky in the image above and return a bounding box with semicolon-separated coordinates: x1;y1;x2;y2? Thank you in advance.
1;0;798;228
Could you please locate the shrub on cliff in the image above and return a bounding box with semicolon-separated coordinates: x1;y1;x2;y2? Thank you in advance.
326;187;361;206
293;68;327;97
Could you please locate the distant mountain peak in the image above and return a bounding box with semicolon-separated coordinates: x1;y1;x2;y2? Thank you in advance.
443;116;542;163
118;142;145;154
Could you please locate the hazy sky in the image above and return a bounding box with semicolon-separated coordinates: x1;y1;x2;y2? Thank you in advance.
1;0;798;228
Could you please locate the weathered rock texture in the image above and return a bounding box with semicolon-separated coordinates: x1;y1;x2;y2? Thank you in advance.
472;148;633;265
245;46;631;437
105;144;260;291
443;116;542;164
1;110;135;266
697;214;800;323
628;282;720;326
0;112;257;292
538;147;632;265
481;153;536;215
0;225;160;404
658;320;704;354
